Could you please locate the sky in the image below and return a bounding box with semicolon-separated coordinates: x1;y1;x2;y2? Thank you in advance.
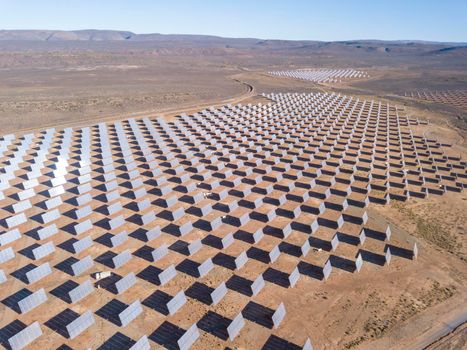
0;0;466;42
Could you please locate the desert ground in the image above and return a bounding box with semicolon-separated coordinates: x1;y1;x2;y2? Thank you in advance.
0;32;466;350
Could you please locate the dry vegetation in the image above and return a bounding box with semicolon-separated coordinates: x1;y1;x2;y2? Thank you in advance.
345;280;457;349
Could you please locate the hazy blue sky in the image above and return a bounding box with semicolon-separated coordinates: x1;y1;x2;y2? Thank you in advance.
1;0;466;42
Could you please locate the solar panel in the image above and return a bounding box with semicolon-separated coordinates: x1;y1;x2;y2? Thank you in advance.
45;196;62;210
159;265;177;285
188;239;202;256
110;231;128;247
227;313;245;341
69;280;94;304
385;247;392;265
75;205;92;220
359;230;366;245
72;236;93;254
12;200;32;214
130;177;143;188
288;267;300;288
36;224;58;240
137;199;150;211
0;228;21;246
41;209;60;224
17;188;35;201
129;335;151;350
221;233;234;249
146;227;161;242
74;220;92;235
0;246;15;263
310;219;319;233
167;291;187;315
119;300;142;327
0;269;6;284
141;211;156;225
113;250;132;269
210;282;227;305
78;165;92;176
301;239;311;257
303;338;314;350
8;321;42;350
107;201;123;215
179;222;193;236
164;195;177;208
198;258;214;277
362;211;369;225
355;253;363;272
152;244;168;262
77;176;92;188
331;234;339;251
251;274;265;296
26;263;52;284
385;226;392;241
323;260;332;280
76;193;92;206
105;180;118;191
109;216;125;231
153;176;167;186
5;212;27;229
272;302;286;329
177;323;199;350
32;242;55;260
103;172;116;182
103;163;114;173
25;170;40;181
71;256;94;276
50;176;66;187
269;245;280;263
18;288;47;314
253;229;263;243
235;251;248;270
66;310;95;339
171;207;185;221
115;272;136;294
134;188;147;199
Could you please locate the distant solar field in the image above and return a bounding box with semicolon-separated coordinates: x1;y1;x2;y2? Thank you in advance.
269;69;369;83
404;90;467;111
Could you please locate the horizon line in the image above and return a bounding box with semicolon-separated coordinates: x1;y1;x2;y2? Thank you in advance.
0;28;466;44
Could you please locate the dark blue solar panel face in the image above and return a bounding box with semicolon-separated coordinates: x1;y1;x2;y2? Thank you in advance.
11;263;37;284
2;288;32;313
50;280;80;304
97;332;135;350
96;299;128;327
149;321;185;350
45;308;79;338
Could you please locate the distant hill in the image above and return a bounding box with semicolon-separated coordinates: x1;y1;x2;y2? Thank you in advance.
0;29;134;41
0;29;465;47
0;30;465;66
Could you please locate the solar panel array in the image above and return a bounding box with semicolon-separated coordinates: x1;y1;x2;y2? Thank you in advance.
0;92;465;349
404;89;467;111
269;69;370;83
